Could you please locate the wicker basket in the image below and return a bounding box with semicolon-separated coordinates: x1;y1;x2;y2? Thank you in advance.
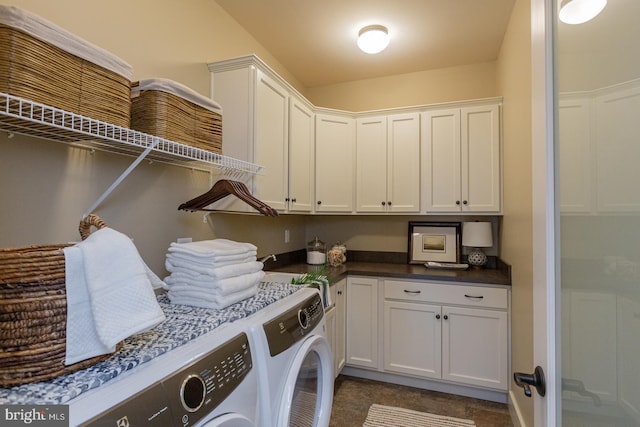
131;79;223;154
0;214;121;387
0;6;132;128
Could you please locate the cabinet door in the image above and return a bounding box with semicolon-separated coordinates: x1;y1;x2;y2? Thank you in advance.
461;105;501;212
422;109;461;212
356;116;388;212
441;305;508;390
595;85;640;212
315;113;355;212
324;306;337;378
288;96;314;212
387;113;420;212
565;291;617;403
558;96;593;213
346;277;379;369
618;296;640;418
383;300;441;379
334;279;347;375
254;69;289;211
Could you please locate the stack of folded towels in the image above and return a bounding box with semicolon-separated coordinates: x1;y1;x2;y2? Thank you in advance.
164;239;265;309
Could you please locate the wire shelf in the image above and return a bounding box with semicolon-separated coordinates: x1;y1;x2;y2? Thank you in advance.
0;92;262;175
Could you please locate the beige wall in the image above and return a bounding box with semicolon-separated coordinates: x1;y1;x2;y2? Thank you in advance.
306;61;498;111
496;0;533;424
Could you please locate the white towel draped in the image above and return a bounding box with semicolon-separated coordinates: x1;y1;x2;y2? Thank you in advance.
64;228;166;365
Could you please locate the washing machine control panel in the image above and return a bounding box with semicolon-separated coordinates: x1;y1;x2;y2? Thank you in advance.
162;332;253;426
263;292;324;357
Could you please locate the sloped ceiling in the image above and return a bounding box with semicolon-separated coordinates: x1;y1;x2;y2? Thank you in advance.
215;0;516;88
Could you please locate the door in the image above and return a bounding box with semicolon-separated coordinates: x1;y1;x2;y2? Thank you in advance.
277;335;334;427
531;0;640;425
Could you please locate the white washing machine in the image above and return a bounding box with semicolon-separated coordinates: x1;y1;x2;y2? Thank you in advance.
69;320;260;427
247;288;334;427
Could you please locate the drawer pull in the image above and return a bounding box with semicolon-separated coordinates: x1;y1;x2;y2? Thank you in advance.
464;294;484;299
404;289;421;294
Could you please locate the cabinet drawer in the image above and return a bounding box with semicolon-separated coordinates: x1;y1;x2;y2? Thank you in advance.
384;280;508;309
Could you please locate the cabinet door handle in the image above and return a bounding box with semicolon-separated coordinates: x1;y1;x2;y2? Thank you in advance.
387;201;392;206
464;294;484;299
463;200;468;205
436;314;441;320
317;201;322;205
291;198;296;203
443;314;448;320
337;291;343;295
403;289;421;294
456;200;461;205
381;201;386;206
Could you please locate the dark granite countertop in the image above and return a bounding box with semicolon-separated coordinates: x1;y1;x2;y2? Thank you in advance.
268;260;511;287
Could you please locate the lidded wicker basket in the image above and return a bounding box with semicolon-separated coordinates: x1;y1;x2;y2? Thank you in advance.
0;214;120;387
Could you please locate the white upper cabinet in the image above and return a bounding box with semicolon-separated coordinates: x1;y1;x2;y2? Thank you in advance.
253;69;289;211
558;95;593;213
356;113;420;213
288;95;315;212
422;104;501;213
315;112;355;213
595;83;640;212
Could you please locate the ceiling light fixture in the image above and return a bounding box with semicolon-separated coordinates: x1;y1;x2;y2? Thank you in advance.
357;25;390;54
559;0;607;25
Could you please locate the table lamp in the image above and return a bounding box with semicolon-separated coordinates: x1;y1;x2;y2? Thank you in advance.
462;222;493;268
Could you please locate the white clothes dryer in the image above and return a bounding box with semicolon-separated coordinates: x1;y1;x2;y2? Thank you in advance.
69;320;260;427
247;288;334;427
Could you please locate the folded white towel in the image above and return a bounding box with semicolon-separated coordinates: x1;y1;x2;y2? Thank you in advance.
168;239;257;260
166;252;257;269
168;284;258;310
165;270;265;297
165;259;263;280
64;227;166;365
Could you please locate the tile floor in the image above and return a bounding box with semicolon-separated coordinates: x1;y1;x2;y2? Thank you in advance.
329;375;514;427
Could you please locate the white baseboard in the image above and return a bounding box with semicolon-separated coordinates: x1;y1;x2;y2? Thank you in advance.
509;388;528;427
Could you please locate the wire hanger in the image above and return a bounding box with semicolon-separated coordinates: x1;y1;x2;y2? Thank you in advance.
178;179;278;216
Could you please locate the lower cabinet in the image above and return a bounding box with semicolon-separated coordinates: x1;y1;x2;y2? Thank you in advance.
346;276;510;393
326;278;346;378
345;276;379;369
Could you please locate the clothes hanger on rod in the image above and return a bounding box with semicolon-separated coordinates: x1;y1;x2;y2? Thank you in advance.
178;179;278;216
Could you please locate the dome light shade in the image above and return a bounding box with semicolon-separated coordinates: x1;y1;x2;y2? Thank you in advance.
357;25;389;54
559;0;607;24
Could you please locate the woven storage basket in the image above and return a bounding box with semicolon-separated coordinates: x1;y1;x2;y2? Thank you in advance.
0;214;121;387
0;6;132;128
131;78;223;154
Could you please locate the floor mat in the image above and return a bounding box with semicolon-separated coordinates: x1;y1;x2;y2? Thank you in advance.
363;404;476;427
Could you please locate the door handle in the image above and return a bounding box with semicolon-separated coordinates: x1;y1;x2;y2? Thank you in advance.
514;366;546;397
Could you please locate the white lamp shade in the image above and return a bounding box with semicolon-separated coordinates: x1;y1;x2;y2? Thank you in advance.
559;0;607;25
462;222;493;248
357;25;390;54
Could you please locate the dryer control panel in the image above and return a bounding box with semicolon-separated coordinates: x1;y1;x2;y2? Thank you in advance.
263;292;324;357
162;332;253;426
81;332;253;426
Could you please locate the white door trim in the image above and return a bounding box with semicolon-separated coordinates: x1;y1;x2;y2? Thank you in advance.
531;0;558;426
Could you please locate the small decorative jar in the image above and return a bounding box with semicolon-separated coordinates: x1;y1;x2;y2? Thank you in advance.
307;236;327;265
327;241;347;267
